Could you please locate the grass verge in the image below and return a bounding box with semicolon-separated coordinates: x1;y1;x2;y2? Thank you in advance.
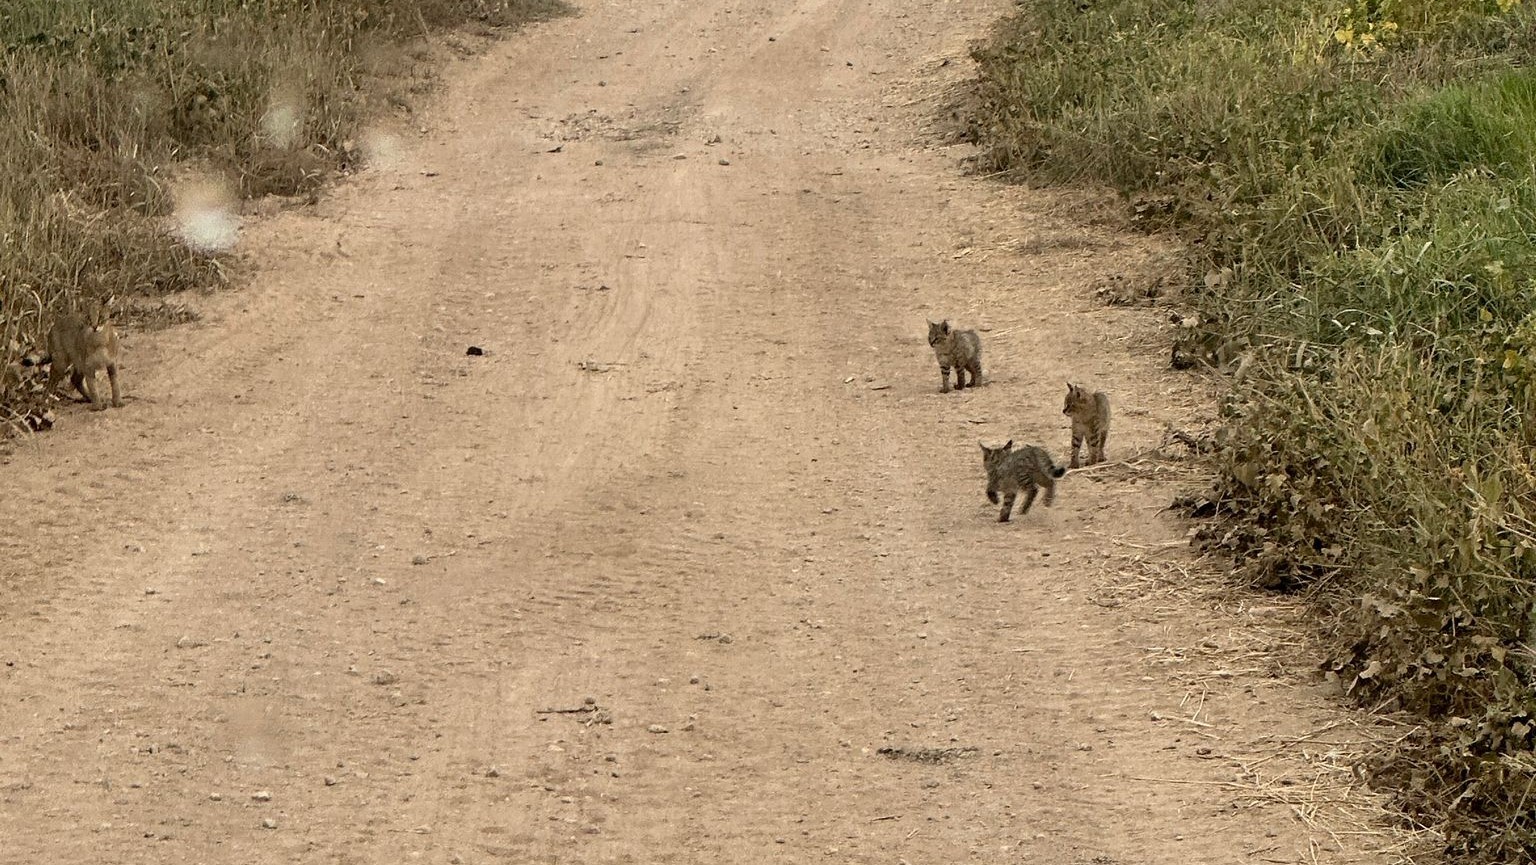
970;0;1536;860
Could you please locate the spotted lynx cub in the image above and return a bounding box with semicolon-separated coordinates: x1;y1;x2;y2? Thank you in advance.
980;440;1066;522
1062;383;1110;468
24;306;123;411
927;320;982;393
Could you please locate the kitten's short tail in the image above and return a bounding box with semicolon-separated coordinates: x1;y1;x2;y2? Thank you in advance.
19;352;49;368
1049;466;1067;479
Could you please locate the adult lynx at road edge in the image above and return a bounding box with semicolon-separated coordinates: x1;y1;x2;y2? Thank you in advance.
24;305;123;411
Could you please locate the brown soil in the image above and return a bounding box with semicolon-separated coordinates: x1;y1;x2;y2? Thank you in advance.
0;1;1410;863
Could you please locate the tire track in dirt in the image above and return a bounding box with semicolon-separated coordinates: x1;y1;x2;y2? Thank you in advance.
0;0;1400;863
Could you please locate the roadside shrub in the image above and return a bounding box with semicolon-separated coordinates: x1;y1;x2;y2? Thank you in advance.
972;0;1536;859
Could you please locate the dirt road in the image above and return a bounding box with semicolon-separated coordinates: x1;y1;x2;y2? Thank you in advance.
0;1;1399;863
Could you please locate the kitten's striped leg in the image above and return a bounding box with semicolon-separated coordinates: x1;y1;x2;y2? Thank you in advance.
1017;486;1038;517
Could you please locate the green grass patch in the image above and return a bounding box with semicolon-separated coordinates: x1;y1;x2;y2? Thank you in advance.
1369;72;1536;186
972;0;1536;859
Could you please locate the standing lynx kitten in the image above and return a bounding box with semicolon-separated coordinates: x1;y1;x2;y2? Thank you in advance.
25;306;124;411
927;320;982;393
980;440;1066;522
1063;382;1110;468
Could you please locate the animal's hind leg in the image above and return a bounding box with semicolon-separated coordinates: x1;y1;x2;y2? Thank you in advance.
70;370;95;405
1090;432;1107;464
998;493;1016;522
46;365;67;400
1016;486;1039;517
79;372;108;410
106;363;123;408
1041;480;1056;507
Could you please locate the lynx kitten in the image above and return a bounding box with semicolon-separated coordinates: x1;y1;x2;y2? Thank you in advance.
980;440;1066;523
1062;382;1110;468
927;320;982;393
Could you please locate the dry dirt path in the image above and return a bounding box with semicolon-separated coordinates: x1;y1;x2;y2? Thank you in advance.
0;1;1401;863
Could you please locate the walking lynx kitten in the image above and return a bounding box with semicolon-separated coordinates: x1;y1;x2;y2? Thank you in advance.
1062;382;1110;468
927;320;982;393
23;306;123;410
980;440;1066;522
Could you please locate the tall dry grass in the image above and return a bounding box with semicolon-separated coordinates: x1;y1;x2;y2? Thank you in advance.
0;0;565;427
